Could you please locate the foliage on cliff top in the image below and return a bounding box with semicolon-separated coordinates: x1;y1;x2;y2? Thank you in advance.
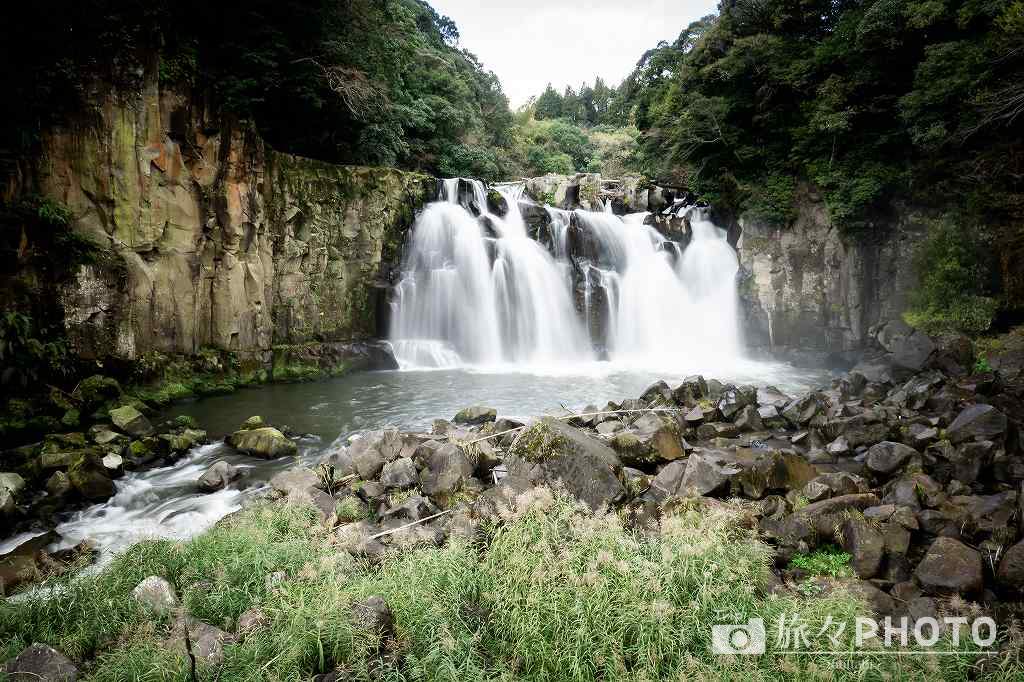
1;493;1008;680
615;0;1023;233
0;0;513;180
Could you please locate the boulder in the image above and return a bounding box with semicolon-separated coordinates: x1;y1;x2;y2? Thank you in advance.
865;441;918;475
0;472;26;496
914;537;983;595
2;643;78;681
108;405;154;438
0;487;14;516
67;465;114;501
890;331;936;379
380;458;418;489
132;576;179;615
839;516;885;579
678;449;817;499
760;493;880;548
45;471;72;497
453;406;497;425
640;380;672;403
506;418;624;509
173;615;231;666
240;415;266;430
946;404;1007;444
197;461;241;493
419;443;475;502
609;413;686;465
996;540;1024;592
227;427;298;459
734;405;763;432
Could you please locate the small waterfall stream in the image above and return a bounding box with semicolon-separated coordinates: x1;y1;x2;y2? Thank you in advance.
389;179;742;371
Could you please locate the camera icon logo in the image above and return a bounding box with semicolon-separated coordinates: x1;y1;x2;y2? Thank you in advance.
711;619;766;655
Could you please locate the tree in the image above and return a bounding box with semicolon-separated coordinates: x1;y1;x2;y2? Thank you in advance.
534;84;563;119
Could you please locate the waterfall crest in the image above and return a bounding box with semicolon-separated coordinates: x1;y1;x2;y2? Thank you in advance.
389;179;741;371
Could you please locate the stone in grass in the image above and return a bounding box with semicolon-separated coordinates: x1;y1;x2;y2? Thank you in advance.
453;406;497;425
108;405;154;438
132;575;179;615
172;615;232;667
2;643;79;681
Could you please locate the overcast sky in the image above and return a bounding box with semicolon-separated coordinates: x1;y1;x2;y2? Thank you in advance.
428;0;719;108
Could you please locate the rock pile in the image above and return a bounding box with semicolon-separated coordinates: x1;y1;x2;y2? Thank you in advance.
262;332;1022;624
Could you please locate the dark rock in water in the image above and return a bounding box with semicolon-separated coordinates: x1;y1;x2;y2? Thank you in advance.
197;461;241;493
453;406;497;425
945;404;1007;444
865;441;918;475
506;418;624;509
2;643;79;681
227;427;298;459
914;537;983;595
68;466;114;501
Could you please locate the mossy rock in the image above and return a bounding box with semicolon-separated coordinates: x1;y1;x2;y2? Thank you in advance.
75;375;122;408
60;409;81;428
510;419;571;463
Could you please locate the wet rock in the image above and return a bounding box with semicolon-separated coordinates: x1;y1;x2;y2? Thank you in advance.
108;405;154;438
914;537;983;595
453;406;497;425
241;415;266;430
946;404;1007;444
227;427;298;459
0;472;26;497
68;465;114;500
2;643;78;681
197;461;241;493
380;457;418;489
865;441;918;475
0;486;14;516
506;418;624;509
132;576;179;615
45;471;72;498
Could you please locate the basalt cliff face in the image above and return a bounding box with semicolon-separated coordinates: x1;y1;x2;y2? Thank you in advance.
737;187;923;364
3;63;434;367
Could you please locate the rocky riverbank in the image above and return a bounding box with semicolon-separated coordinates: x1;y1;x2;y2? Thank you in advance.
3;326;1024;678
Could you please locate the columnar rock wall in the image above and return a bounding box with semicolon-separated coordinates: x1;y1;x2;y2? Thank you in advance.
737;186;924;362
9;65;433;363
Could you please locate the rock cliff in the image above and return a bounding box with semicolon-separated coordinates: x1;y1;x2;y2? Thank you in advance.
5;62;433;366
737;187;923;363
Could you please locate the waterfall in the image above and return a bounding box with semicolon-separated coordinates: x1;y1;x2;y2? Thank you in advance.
390;181;591;368
389;180;741;371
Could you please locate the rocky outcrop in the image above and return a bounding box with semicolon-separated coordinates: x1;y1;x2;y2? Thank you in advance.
737;185;924;361
7;57;433;366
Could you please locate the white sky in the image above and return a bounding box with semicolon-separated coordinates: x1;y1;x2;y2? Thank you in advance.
428;0;720;108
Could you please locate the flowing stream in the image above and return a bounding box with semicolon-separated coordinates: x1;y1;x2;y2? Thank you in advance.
1;179;833;568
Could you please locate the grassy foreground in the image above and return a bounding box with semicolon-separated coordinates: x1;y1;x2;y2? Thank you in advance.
1;492;1020;681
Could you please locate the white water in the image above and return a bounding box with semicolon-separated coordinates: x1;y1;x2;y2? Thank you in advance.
390;180;743;374
390;180;592;368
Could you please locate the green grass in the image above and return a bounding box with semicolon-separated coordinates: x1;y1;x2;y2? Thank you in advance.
0;495;1018;680
789;545;854;578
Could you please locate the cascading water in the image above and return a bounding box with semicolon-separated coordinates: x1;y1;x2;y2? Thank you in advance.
390;180;591;368
389;179;742;372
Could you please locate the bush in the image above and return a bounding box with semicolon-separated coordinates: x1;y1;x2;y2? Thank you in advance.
905;218;998;335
